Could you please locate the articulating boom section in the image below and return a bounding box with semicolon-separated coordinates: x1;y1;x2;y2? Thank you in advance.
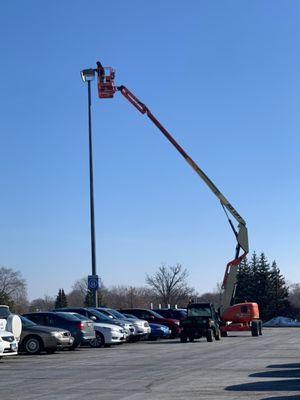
95;61;249;312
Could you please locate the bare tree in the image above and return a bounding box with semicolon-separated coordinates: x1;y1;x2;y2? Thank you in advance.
71;276;106;306
146;264;195;307
105;285;155;309
288;283;300;308
0;266;27;311
197;284;223;309
67;289;85;307
29;295;55;311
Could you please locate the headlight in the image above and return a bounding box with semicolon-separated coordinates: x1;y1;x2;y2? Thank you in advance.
50;331;62;338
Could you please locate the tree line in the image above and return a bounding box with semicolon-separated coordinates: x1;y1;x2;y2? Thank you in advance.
0;253;298;321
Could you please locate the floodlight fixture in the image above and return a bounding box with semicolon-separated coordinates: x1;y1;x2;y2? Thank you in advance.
81;68;95;83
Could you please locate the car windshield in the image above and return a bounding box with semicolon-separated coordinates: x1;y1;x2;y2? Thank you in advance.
89;309;112;322
105;309;126;319
188;306;212;317
21;316;36;327
150;310;163;319
123;314;136;319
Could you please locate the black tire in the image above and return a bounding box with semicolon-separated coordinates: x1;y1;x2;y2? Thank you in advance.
206;329;213;342
90;333;105;348
45;348;56;354
215;329;221;341
221;331;228;337
180;335;187;343
189;336;194;342
251;321;259;337
69;342;80;350
258;320;263;335
23;336;43;355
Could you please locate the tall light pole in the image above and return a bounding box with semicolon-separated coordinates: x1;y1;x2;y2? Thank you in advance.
81;68;98;307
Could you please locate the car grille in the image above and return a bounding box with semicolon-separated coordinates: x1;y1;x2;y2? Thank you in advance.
2;336;15;343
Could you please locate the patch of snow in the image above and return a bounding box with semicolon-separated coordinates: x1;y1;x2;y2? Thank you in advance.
263;316;300;327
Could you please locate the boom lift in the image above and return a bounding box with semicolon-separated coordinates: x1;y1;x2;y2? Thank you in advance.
94;61;262;337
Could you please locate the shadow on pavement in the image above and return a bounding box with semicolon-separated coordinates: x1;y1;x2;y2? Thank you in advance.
146;340;187;345
260;396;300;400
267;364;300;369
250;369;300;378
226;379;300;392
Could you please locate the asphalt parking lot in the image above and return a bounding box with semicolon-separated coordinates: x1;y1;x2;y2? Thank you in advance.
1;328;300;400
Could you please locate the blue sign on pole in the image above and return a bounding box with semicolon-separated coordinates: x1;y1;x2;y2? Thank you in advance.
88;275;99;291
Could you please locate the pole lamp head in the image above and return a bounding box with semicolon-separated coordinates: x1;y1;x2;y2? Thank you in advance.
81;68;95;83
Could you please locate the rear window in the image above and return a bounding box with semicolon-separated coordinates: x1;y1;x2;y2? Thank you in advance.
21;316;36;327
71;313;89;321
55;312;80;321
0;306;10;319
187;306;212;317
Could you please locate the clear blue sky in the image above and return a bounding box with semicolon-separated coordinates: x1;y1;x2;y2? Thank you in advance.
1;1;299;300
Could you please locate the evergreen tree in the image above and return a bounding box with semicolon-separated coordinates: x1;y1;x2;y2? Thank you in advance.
55;288;68;309
235;257;253;303
60;289;68;307
84;290;94;307
253;253;270;320
267;261;290;319
235;251;291;321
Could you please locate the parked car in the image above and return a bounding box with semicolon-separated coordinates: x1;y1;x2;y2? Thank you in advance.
149;323;171;340
118;312;151;340
0;322;18;358
69;312;126;348
22;312;95;349
95;308;142;341
19;316;74;354
119;308;181;338
153;308;187;321
55;308;129;344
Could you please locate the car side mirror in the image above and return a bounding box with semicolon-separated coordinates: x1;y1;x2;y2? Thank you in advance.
149;315;155;320
90;316;97;321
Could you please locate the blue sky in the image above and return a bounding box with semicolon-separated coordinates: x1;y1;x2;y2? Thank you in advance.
1;1;299;300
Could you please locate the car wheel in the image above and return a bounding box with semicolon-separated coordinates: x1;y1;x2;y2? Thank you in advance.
206;329;213;342
68;342;80;350
189;336;194;342
180;334;187;343
215;329;221;341
45;348;56;354
251;321;259;337
90;333;104;348
24;336;43;355
221;331;228;337
258;320;263;335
